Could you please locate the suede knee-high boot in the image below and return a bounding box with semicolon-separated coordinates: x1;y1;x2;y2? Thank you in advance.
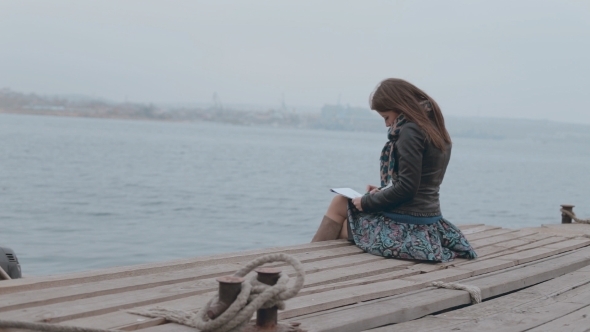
311;215;342;242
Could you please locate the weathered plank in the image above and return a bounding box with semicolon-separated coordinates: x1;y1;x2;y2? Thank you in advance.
469;229;538;248
0;245;366;312
289;267;472;318
58;225;574;330
0;240;353;295
303;259;414;287
0;251;400;324
513;235;568;251
528;302;590;332
496;238;590;265
291;246;590;332
469;234;563;260
460;225;502;235
371;268;590;331
394;279;590;331
286;242;590;322
298;269;422;297
466;228;518;242
101;241;511;330
5;224;586;332
542;223;590;237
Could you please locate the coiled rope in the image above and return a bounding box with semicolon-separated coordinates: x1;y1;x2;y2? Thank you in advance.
0;253;305;332
130;253;305;332
431;281;482;304
561;208;590;224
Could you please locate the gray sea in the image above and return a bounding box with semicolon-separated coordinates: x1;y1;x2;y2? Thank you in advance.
1;113;589;276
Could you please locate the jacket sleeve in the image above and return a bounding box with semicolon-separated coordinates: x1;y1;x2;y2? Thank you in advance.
361;123;425;212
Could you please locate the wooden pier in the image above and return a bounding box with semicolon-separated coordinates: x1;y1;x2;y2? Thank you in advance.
2;222;590;332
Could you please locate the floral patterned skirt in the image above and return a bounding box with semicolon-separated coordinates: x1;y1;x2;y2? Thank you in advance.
347;203;477;262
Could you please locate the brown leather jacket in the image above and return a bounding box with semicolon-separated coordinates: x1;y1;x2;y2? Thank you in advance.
360;122;451;217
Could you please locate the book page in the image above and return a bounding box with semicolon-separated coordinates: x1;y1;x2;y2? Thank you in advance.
330;188;363;199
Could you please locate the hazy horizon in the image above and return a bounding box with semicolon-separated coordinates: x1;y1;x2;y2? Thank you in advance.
2;0;589;124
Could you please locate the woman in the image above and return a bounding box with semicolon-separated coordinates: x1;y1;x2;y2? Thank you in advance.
311;78;477;262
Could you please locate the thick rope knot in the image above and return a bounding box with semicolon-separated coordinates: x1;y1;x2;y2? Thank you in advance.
431;281;482;304
130;253;305;332
561;208;590;224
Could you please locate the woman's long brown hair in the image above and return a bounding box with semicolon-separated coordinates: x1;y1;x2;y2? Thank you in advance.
370;78;451;151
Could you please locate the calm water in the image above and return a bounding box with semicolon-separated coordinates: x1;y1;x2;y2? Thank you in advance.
1;113;589;276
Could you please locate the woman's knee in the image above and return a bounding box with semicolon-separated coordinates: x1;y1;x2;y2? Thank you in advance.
327;195;349;220
333;194;349;205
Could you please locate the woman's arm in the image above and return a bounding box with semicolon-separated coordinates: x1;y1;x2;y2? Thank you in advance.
360;123;426;213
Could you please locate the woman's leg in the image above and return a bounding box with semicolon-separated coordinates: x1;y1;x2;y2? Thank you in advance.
311;195;349;242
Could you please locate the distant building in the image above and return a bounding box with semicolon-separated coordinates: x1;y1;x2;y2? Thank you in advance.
318;104;382;131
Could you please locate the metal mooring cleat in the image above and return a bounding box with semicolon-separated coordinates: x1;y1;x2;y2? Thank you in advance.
561;204;575;224
207;275;245;319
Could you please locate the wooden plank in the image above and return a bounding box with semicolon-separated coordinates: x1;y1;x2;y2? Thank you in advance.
513;235;567;251
400;268;473;283
62;301;189;330
466;228;517;242
495;247;556;265
0;240;353;295
64;227;582;330
453;258;516;276
298;252;383;275
303;259;414;287
302;240;527;297
410;232;563;274
528;303;590;332
541;224;590;237
62;269;421;331
470;234;565;260
393;280;590;331
291;246;590;332
284;265;483;320
375;267;590;331
473;245;515;258
101;262;590;332
298;269;421;297
64;269;422;330
460;225;502;235
496;238;590;265
410;230;554;273
10;227;581;327
296;287;471;332
0;245;366;312
473;248;590;299
0;252;399;324
0;283;218;323
55;265;420;329
544;238;590;253
469;229;538;248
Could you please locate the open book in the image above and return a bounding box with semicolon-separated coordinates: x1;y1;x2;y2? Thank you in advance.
331;182;392;199
330;188;363;199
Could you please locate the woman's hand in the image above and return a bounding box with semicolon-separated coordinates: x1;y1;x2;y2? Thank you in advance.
366;184;380;194
366;184;377;192
352;197;363;211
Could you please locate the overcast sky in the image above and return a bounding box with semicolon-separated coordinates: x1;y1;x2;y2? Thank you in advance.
1;0;589;122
